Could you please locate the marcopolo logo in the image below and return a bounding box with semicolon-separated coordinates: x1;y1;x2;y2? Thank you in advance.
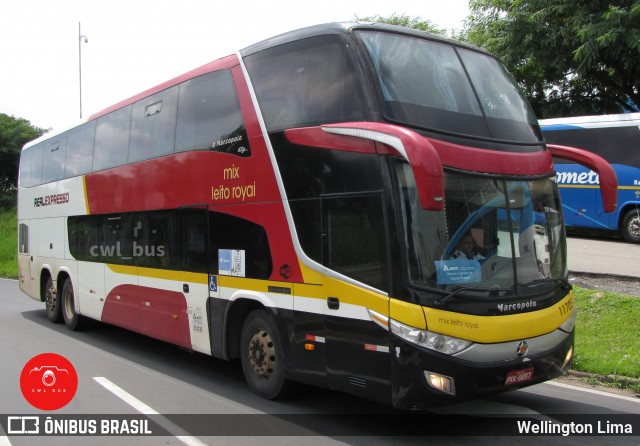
20;353;78;410
497;300;537;313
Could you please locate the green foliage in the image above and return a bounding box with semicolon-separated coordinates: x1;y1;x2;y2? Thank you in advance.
0;208;17;279
572;287;640;378
354;13;447;36
463;0;640;118
0;114;47;209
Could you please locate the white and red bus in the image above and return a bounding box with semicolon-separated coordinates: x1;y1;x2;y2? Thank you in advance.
17;23;616;408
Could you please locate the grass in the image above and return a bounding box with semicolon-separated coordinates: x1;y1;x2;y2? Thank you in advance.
0;208;638;391
571;287;640;385
0;208;17;279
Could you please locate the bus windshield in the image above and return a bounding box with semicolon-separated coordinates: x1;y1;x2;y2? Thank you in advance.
356;31;543;144
396;163;567;295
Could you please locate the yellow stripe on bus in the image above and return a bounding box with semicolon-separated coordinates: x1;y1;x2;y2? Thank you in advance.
557;185;600;189
106;261;571;344
293;275;389;316
558;184;640;190
424;292;574;343
390;299;426;329
107;264;208;284
82;176;90;214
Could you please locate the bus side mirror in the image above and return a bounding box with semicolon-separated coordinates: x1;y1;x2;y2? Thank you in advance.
547;144;618;213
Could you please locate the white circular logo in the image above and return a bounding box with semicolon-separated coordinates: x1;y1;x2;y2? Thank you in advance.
42;369;56;386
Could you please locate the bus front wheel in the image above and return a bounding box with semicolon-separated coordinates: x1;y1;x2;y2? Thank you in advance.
61;279;88;331
621;209;640;243
239;309;295;400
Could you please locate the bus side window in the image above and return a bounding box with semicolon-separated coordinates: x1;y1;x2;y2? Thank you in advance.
93;105;132;171
129;86;179;163
65;121;95;178
100;214;133;265
135;211;179;270
209;212;272;279
175;70;247;154
19;143;44;187
42;137;67;183
181;209;208;273
68;215;101;262
244;35;366;132
322;194;389;292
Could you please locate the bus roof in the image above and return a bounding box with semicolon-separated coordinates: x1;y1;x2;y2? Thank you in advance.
23;22;489;151
240;21;483;57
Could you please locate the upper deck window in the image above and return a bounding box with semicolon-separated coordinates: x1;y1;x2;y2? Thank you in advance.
19;143;43;187
175;70;247;155
244;35;366;131
356;31;543;144
93;105;132;171
129;86;178;163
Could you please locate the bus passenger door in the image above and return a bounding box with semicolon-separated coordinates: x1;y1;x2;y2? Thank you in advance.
179;208;211;355
320;193;392;403
17;221;36;299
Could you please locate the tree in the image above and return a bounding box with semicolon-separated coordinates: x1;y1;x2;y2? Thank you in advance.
463;0;640;118
0;114;47;209
354;13;447;36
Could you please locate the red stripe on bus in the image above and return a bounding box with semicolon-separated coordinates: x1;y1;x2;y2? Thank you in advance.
101;284;191;349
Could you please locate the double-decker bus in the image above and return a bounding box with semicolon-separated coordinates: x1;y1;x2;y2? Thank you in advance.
540;113;640;243
17;23;617;409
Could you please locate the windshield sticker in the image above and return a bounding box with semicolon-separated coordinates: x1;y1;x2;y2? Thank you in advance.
435;260;481;285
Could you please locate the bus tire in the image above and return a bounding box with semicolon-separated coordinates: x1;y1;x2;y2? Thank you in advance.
44;276;62;323
621;209;640;243
240;309;295;400
61;279;87;331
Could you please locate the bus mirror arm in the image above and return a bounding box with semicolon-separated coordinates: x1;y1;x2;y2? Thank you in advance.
547;144;618;213
320;122;445;211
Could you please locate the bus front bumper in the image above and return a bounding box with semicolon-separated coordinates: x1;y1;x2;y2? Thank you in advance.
389;329;574;409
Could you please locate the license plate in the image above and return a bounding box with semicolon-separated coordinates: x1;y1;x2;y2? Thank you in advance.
504;366;534;386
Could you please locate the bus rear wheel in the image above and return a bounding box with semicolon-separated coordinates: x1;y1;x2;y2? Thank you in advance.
240;309;295;400
621;209;640;243
44;276;62;323
61;279;87;331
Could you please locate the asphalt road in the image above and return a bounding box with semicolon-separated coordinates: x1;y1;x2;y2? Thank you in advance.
1;279;638;445
566;235;640;278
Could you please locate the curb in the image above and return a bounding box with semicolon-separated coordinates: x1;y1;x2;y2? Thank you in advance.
568;271;640;282
567;369;640;391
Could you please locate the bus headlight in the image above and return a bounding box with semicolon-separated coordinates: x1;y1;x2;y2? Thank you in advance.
389;319;472;355
424;371;456;395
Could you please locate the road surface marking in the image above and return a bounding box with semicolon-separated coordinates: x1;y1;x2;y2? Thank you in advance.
93;376;207;446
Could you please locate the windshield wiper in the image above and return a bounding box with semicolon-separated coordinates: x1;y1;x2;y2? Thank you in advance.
433;285;509;307
519;278;571;291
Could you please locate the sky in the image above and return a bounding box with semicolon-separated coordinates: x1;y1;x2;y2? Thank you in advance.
1;0;470;132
